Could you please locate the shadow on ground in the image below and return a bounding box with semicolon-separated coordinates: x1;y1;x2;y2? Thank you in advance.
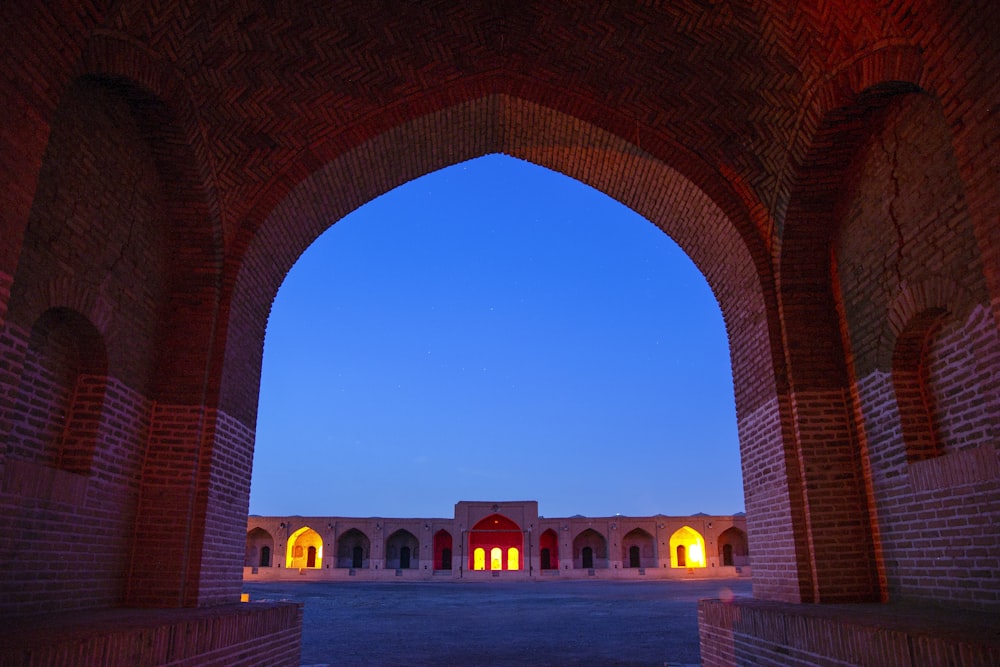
245;578;751;666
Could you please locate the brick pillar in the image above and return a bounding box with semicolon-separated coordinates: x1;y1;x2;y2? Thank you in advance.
738;394;814;603
739;386;881;604
559;526;572;573
188;410;256;604
788;388;881;602
126;405;254;608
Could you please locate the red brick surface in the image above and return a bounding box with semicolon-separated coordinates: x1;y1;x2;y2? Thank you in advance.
0;1;997;664
0;602;302;667
700;597;1000;667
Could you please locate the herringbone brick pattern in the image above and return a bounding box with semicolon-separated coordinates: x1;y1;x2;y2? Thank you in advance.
87;1;879;245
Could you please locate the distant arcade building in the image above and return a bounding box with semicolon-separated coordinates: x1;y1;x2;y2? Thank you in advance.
244;501;748;581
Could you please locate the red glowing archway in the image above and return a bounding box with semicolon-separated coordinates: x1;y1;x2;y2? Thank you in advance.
539;528;559;570
468;514;523;571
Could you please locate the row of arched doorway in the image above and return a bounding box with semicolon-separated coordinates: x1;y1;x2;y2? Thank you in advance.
539;525;748;570
246;514;748;571
245;526;448;570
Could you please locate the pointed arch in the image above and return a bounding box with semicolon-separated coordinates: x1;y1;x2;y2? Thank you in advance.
572;529;607;570
622;528;655;569
669;527;706;568
717;527;748;567
221;97;769;444
286;527;323;569
245;528;275;568
777;78;932;603
9;308;107;474
386;529;419;570
539;529;559;570
336;528;371;569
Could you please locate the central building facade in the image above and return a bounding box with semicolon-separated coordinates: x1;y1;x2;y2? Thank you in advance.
245;501;748;581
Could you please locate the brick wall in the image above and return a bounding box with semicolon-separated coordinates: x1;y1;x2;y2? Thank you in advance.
835;93;1000;610
737;396;813;603
191;410;257;605
699;598;1000;667
0;77;168;619
126;406;255;609
0;359;149;618
127;403;212;608
0;603;303;667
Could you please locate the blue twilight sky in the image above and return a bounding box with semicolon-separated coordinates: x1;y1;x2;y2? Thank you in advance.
248;154;744;519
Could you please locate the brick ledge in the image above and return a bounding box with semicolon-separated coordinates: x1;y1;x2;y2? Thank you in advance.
699;597;1000;666
0;602;303;667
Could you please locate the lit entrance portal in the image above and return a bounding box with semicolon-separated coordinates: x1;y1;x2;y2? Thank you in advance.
669;526;706;568
468;514;522;571
539;529;559;570
286;527;323;569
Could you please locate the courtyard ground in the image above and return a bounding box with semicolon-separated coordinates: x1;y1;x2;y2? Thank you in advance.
243;577;752;666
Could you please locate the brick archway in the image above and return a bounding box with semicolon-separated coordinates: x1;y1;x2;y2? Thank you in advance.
3;2;999;664
217;93;784;600
219;94;773;419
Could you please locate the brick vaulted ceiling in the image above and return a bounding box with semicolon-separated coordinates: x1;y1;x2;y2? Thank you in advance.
57;0;918;250
4;0;993;417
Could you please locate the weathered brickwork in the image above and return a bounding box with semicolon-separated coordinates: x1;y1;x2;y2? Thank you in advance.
196;410;257;605
0;603;303;667
0;70;172;620
0;371;148;619
834;91;1000;611
9;76;170;389
699;597;1000;667
0;1;997;664
737;396;812;604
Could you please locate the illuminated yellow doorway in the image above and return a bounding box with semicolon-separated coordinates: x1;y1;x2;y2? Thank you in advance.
668;526;706;568
286;526;323;569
